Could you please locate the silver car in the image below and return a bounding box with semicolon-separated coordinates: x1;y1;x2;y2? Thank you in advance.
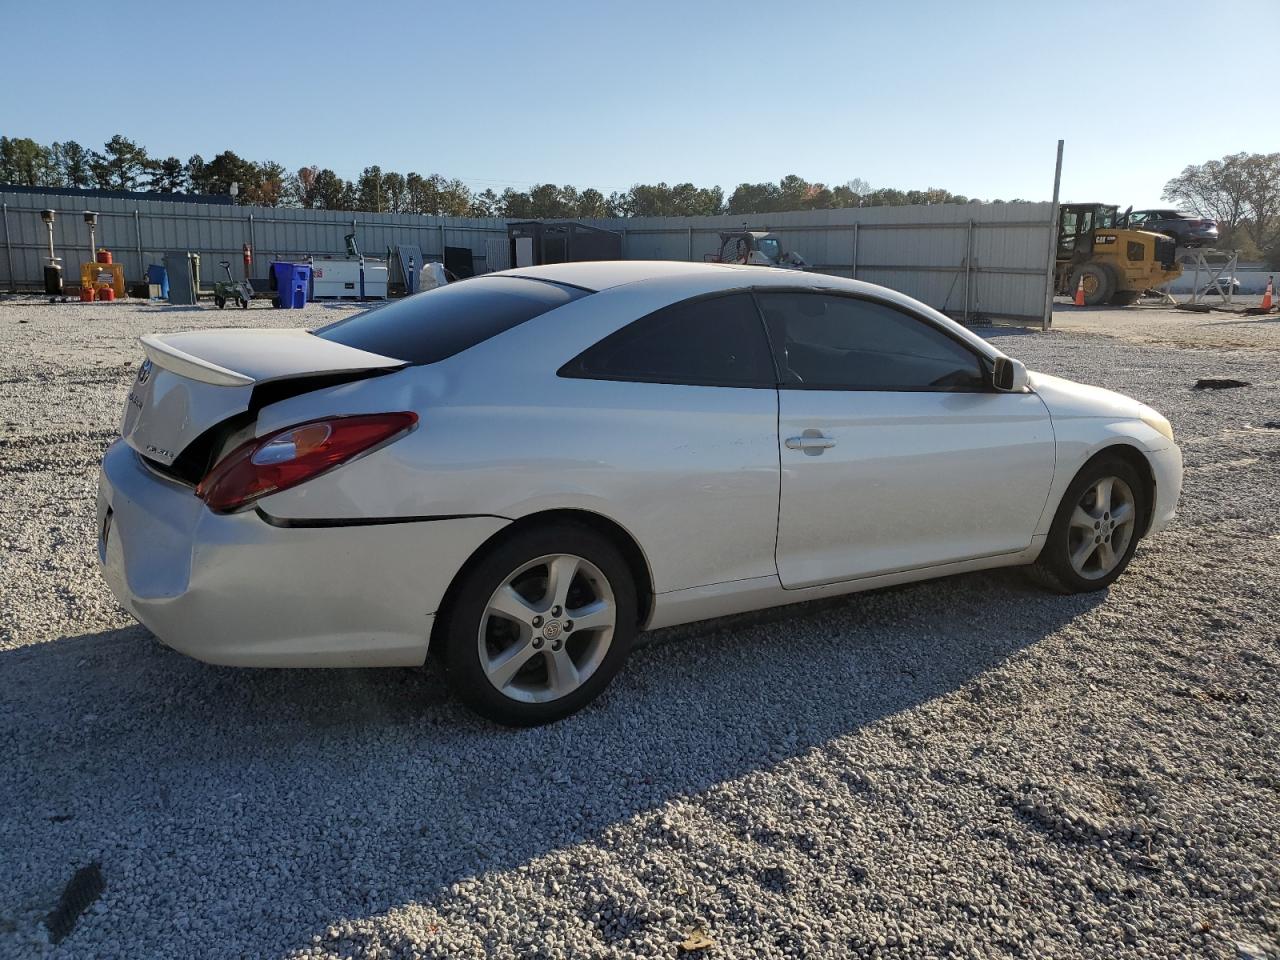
98;261;1182;724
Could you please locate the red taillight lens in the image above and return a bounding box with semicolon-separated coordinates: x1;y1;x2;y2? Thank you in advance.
196;412;418;513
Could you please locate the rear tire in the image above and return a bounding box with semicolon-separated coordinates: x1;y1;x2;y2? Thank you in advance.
1070;263;1115;306
441;523;637;726
214;295;226;309
1030;455;1147;593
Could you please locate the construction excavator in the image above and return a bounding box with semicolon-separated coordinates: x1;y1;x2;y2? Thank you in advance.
1055;203;1181;305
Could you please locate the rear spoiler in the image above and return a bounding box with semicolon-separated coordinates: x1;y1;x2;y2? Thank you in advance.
137;329;406;388
140;335;255;387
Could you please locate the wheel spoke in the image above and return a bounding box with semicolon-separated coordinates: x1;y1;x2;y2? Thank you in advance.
1094;477;1114;515
1095;540;1117;572
487;585;539;626
546;555;580;611
546;649;580;696
1110;502;1134;526
568;598;613;633
1070;538;1098;572
1070;505;1097;531
485;639;539;690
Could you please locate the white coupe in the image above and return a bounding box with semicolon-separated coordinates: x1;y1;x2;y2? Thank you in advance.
97;261;1181;724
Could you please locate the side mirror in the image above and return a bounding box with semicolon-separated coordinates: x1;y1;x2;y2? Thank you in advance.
992;356;1029;392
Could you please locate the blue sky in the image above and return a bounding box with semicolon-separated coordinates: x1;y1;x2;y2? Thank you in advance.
1;0;1272;206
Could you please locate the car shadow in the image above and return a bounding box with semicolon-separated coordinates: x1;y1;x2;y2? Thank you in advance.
1;569;1104;954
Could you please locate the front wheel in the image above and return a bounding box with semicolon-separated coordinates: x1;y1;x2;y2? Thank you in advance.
214;295;226;309
1070;263;1115;306
1031;455;1146;593
441;523;637;725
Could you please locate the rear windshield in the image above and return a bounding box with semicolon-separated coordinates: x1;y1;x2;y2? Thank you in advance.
314;275;591;364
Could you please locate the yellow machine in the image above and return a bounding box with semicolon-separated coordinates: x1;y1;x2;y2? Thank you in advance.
79;260;126;300
1055;203;1181;305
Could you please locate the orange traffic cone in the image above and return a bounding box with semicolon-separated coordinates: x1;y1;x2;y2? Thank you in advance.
1073;274;1086;307
1263;275;1274;311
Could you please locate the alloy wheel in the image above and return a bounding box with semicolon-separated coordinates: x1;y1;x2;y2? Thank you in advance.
478;553;616;703
1067;475;1137;580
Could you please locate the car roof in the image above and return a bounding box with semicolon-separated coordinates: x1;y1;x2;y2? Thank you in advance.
502;260;754;292
499;259;967;307
493;260;1002;361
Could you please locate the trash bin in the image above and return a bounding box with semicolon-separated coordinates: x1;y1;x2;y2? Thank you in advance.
146;264;169;300
271;262;311;309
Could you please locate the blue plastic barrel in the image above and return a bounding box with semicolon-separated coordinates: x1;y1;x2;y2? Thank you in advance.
271;262;312;309
146;264;169;300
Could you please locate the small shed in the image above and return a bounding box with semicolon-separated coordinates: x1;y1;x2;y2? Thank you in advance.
507;221;622;268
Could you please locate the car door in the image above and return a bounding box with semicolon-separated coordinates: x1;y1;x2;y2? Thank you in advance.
556;290;782;592
759;291;1055;589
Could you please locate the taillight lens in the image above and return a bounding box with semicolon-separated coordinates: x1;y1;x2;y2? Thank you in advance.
196;412;418;513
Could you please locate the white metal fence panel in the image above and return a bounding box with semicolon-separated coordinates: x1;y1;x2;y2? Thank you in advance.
0;191;508;290
580;202;1054;324
2;191;1054;325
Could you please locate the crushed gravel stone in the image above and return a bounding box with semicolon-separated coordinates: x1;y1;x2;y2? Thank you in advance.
1;296;1277;959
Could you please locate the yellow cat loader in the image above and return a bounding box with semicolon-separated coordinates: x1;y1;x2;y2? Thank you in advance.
1055;203;1181;305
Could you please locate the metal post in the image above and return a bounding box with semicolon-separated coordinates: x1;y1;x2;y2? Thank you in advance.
440;223;446;262
248;213;256;280
134;209;143;282
1041;139;1064;331
963;219;974;324
687;226;693;262
2;204;14;293
851;222;859;279
621;227;628;259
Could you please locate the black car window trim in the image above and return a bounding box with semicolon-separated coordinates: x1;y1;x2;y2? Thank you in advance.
502;274;600;295
749;287;995;394
557;288;781;389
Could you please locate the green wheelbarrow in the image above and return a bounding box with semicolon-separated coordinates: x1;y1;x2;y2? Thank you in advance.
213;260;252;309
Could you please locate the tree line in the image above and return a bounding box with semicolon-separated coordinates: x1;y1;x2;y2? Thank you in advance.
0;133;992;219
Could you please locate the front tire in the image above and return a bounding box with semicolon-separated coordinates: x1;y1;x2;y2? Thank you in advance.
1031;455;1146;593
1070;263;1115;306
441;523;638;726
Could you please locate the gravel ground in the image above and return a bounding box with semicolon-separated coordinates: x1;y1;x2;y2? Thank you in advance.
1;295;1278;959
1053;298;1280;352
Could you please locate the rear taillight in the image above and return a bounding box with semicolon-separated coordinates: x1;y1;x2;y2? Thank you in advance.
196;412;418;513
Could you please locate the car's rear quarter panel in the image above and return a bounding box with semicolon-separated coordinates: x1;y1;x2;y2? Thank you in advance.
256;278;787;595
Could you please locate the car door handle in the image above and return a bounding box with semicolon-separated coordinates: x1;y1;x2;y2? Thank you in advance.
785;434;837;453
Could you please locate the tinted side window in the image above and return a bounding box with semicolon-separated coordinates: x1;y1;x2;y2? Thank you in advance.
315;276;589;364
757;292;986;391
561;293;774;387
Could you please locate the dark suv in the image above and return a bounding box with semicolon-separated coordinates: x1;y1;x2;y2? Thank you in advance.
1125;210;1218;248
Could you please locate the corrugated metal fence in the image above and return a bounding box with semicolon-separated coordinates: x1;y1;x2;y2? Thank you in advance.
1;191;1054;325
0;191;508;291
582;203;1055;325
